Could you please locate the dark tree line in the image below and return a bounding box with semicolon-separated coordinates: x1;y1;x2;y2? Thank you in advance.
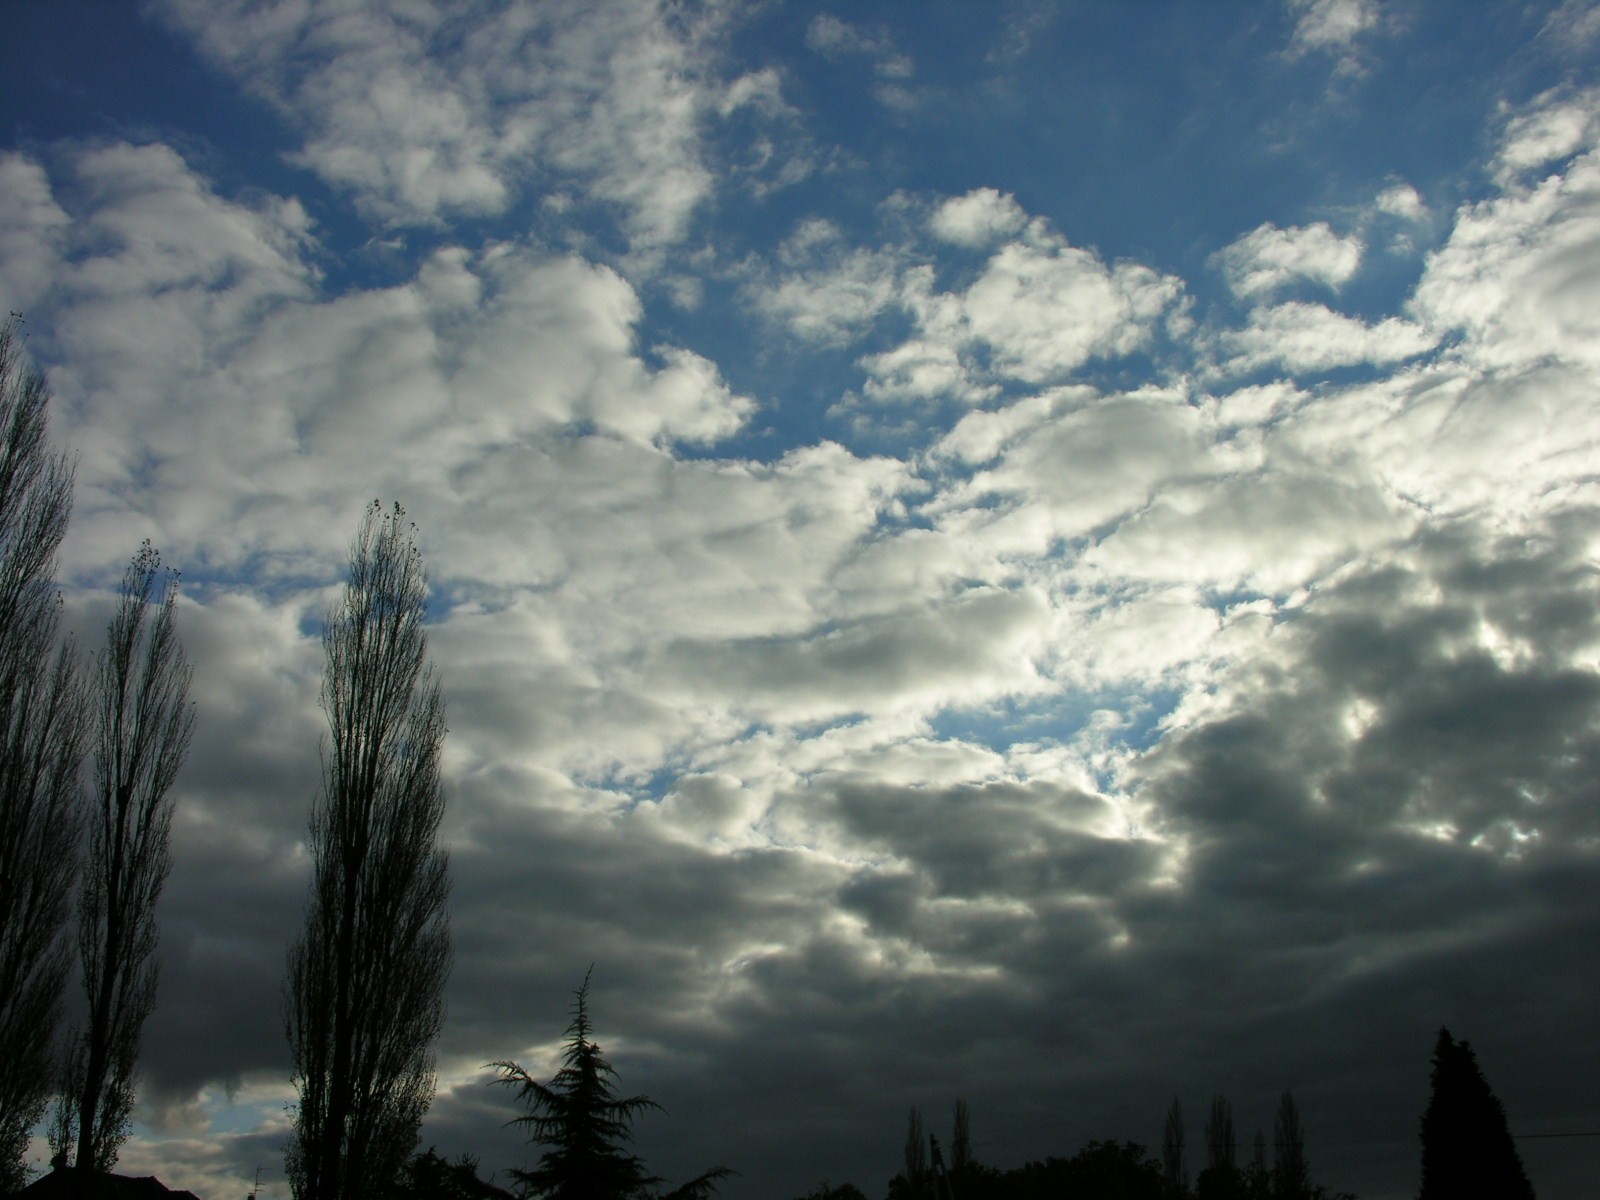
856;1090;1348;1200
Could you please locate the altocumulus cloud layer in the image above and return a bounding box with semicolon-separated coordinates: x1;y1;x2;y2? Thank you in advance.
2;2;1599;1198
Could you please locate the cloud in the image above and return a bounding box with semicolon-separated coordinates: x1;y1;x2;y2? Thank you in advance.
747;218;905;344
1539;0;1600;54
0;154;69;317
1414;102;1600;373
932;389;1208;552
151;0;728;253
1218;301;1434;374
1285;0;1381;57
1375;182;1427;221
1214;221;1364;299
0;143;770;609
855;227;1183;403
1493;86;1600;183
959;236;1181;382
748;203;1183;401
928;188;1029;248
805;13;914;80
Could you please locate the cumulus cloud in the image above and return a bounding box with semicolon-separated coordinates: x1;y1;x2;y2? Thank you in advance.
928;187;1029;248
961;237;1181;381
0;143;766;597
1214;221;1364;298
748;203;1183;401
151;0;729;253
1218;301;1434;373
748;218;905;344
1493;86;1600;182
1414;105;1600;373
857;226;1183;401
0;154;69;316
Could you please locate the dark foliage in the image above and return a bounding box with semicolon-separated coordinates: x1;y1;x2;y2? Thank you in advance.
56;543;193;1172
0;316;85;1192
792;1184;869;1200
288;502;451;1200
1417;1027;1535;1200
492;970;730;1200
393;1147;516;1200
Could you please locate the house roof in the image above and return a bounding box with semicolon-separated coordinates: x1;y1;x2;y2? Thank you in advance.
13;1167;202;1200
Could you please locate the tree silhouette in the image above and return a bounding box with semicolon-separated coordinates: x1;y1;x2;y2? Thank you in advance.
492;970;729;1200
1271;1091;1308;1200
1417;1027;1535;1200
1162;1097;1187;1200
950;1100;971;1175
1195;1094;1240;1200
791;1185;867;1200
0;316;86;1192
1061;1140;1165;1199
287;502;451;1200
395;1147;516;1200
55;542;193;1171
901;1107;927;1199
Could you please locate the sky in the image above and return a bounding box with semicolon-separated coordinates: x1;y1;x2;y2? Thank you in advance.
2;1;1599;1198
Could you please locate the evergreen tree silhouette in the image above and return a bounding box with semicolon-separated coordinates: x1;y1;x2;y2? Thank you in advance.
1417;1027;1535;1200
492;969;729;1200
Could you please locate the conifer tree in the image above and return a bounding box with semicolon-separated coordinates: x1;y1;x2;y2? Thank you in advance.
1417;1028;1535;1200
492;970;729;1200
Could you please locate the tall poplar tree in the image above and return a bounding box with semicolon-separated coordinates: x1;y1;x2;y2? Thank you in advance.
0;318;87;1191
287;502;451;1200
56;542;194;1171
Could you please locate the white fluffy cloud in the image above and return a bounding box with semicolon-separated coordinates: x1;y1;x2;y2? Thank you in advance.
0;143;764;590
1214;221;1365;298
152;0;726;252
1416;99;1600;374
1218;301;1434;373
749;219;904;344
928;188;1029;248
